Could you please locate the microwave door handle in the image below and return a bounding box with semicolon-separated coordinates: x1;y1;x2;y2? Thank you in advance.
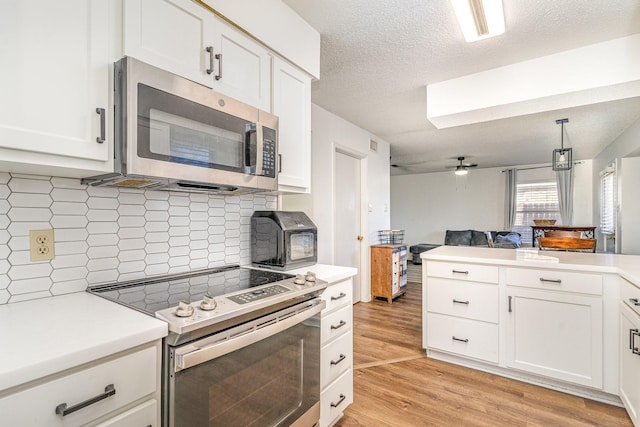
255;122;264;176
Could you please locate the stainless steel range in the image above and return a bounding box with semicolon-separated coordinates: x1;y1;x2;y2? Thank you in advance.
88;265;327;427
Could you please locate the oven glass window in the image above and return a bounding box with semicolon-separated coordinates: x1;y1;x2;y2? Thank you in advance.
137;84;254;172
290;232;315;260
171;317;320;427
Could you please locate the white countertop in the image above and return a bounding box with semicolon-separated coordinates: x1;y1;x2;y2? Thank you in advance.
286;263;358;284
422;246;640;285
0;292;167;393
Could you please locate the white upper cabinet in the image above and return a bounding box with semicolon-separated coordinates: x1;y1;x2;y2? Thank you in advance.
124;0;271;111
0;0;112;175
272;57;312;193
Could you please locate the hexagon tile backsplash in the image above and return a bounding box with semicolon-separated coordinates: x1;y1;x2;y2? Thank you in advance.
0;173;277;305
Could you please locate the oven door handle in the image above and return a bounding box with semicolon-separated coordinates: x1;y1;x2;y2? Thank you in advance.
175;299;325;371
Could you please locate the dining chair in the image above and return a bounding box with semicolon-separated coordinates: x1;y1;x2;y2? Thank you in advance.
538;237;596;252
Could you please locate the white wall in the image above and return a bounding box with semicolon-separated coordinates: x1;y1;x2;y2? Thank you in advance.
592;117;640;253
391;161;592;246
621;156;640;254
282;103;391;299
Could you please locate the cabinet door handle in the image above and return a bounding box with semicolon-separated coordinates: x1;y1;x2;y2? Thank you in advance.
539;277;562;284
452;336;469;343
631;329;640;356
452;299;469;305
330;353;346;365
331;320;347;330
215;53;222;80
452;270;469;275
508;295;512;313
205;46;214;74
278;153;282;173
55;384;116;416
95;108;105;143
630;298;640;307
330;394;346;408
331;292;347;301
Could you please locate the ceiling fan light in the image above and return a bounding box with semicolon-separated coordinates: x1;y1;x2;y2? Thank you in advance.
450;0;505;42
455;167;468;176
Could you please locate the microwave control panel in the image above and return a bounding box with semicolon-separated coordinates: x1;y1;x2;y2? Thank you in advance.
262;127;277;178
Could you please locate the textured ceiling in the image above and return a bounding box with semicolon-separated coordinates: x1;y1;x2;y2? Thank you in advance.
282;0;640;174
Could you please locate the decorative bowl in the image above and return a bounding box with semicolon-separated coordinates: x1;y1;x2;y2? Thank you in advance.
533;219;557;226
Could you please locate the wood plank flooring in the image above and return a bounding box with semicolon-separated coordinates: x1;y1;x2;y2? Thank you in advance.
334;281;632;427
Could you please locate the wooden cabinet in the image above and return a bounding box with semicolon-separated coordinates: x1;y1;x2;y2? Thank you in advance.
0;0;112;176
370;245;408;303
505;268;603;388
272;57;312;193
424;261;500;363
124;0;271;111
319;278;353;427
0;343;160;426
620;278;640;427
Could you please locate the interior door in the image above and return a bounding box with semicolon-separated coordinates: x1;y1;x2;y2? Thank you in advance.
334;150;362;302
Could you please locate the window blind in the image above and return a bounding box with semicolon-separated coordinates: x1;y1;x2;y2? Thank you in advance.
599;166;616;235
512;181;561;244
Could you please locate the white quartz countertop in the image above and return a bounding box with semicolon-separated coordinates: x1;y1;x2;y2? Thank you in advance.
422;246;640;285
285;263;358;284
0;292;167;393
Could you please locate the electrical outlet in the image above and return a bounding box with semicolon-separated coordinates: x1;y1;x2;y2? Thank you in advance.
29;229;55;261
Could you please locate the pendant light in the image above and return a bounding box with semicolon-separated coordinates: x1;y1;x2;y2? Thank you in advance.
552;118;572;171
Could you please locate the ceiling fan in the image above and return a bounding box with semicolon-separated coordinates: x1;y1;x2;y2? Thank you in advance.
446;157;478;175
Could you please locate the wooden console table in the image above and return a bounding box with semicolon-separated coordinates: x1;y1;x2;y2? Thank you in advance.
531;226;597;247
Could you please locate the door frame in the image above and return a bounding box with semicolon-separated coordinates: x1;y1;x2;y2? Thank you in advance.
333;144;369;303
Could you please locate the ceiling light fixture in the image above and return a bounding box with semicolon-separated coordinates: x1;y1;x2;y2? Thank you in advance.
450;0;505;42
552;118;572;171
455;167;469;176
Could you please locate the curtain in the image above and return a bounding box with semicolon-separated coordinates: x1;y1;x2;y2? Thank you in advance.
504;168;516;230
556;168;574;226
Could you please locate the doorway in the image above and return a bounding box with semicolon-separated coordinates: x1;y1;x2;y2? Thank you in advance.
334;149;364;302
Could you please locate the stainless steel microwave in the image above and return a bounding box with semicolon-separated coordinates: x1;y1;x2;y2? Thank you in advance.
83;57;278;194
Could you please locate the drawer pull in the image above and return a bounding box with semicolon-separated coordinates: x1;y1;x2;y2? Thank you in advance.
452;299;469;305
539;277;562;284
452;336;469;343
330;353;346;365
331;292;347;301
630;298;640;307
55;384;116;416
331;320;347;330
452;270;469;275
330;393;346;408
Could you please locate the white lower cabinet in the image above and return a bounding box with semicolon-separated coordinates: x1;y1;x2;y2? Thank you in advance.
320;278;354;427
505;268;604;389
0;343;160;427
427;313;499;363
506;287;603;388
620;278;640;427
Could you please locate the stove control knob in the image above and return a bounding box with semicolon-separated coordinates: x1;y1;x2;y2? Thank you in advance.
294;274;306;285
305;271;316;283
200;295;217;311
175;301;194;317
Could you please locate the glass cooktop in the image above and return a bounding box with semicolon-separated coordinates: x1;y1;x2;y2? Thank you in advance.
87;266;295;315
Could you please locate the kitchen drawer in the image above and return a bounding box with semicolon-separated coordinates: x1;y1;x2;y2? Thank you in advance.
427;277;499;323
321;331;353;389
320;369;353;427
620;276;640;317
91;399;157;427
321;304;352;345
0;346;157;427
505;267;602;295
426;313;499;364
321;279;353;313
426;261;499;284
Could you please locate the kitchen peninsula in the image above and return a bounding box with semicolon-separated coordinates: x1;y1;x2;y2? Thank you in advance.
421;246;640;426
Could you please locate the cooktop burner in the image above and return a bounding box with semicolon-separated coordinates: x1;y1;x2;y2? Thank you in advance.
88;265;295;315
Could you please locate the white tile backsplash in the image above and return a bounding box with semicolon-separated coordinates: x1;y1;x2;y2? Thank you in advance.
0;173;276;304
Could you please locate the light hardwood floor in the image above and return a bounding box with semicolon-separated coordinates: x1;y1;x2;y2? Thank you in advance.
334;279;632;427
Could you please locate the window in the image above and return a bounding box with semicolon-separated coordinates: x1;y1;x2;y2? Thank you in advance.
599;165;616;235
512;181;561;244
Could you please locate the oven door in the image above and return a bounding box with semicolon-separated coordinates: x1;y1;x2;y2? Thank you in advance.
167;298;325;427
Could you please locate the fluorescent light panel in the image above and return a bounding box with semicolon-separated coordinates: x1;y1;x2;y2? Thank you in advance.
451;0;505;42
